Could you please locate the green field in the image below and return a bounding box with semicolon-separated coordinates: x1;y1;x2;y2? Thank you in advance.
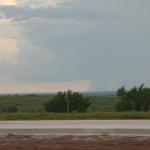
0;95;119;112
0;95;149;120
0;95;51;112
88;96;119;112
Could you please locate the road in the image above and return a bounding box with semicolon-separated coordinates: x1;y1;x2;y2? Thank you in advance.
0;120;150;136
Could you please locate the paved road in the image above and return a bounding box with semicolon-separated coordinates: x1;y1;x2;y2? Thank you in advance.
0;120;150;136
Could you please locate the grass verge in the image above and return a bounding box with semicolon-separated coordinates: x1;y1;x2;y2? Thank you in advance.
0;112;150;120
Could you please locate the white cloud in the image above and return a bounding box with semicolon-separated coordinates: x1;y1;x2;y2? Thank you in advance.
0;18;20;64
0;0;17;6
0;38;19;63
19;0;57;8
0;0;72;8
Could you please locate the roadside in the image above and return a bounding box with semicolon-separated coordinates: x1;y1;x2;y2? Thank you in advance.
0;112;150;120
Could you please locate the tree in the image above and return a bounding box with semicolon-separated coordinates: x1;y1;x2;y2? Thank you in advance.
117;86;126;98
116;85;150;112
45;90;91;113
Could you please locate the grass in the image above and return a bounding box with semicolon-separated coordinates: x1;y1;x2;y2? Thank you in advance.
0;112;150;120
0;95;149;120
0;95;52;112
88;96;119;112
0;95;119;112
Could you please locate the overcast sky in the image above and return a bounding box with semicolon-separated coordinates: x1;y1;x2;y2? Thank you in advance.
0;0;150;93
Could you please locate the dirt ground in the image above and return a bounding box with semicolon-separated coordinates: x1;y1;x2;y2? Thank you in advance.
0;135;150;150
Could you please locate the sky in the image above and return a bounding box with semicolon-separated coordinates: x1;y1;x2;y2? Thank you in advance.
0;0;150;93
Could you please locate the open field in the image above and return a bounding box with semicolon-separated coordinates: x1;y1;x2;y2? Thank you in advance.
0;95;51;112
0;135;150;150
0;95;150;120
89;96;119;112
0;95;119;112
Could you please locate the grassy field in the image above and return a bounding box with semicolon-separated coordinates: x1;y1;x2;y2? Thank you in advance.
0;95;51;112
0;95;119;112
88;96;119;112
0;95;149;120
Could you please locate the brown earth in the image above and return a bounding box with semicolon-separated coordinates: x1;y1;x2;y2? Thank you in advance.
0;135;150;150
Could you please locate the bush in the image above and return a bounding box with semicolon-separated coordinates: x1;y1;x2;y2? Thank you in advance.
7;106;18;112
45;90;91;113
2;106;18;113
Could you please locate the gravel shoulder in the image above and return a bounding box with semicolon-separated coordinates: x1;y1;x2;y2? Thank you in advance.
0;135;150;150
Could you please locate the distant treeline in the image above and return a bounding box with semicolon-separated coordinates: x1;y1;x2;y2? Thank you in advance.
0;91;116;97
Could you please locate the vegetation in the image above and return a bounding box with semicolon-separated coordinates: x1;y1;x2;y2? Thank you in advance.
0;86;149;120
116;85;150;111
0;95;118;112
0;95;51;112
89;96;119;112
2;106;18;113
45;90;91;113
0;112;149;120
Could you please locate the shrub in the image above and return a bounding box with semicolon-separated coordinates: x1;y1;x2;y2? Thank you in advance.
45;90;91;113
6;106;18;112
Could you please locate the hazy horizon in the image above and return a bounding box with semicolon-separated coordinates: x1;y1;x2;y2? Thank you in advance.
0;0;150;93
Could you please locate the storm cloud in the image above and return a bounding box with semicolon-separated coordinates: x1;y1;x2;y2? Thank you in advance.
0;0;150;92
